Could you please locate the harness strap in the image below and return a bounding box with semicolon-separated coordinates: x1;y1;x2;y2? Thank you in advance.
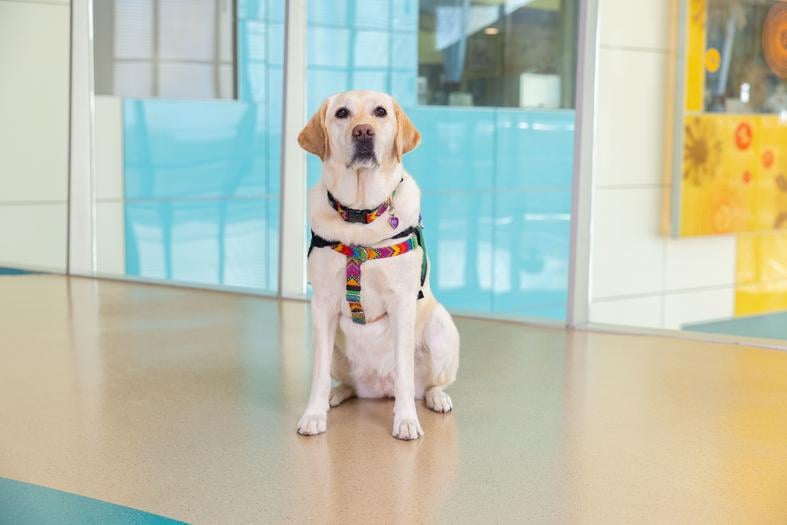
333;235;419;324
308;224;428;325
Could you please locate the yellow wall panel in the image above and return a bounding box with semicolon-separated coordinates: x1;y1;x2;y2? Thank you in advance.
674;0;787;316
735;281;787;316
685;0;706;112
735;231;787;316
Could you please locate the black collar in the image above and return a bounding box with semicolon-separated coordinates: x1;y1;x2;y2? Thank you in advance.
327;178;403;224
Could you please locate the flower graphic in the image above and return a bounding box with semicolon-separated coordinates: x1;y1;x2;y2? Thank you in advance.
763;150;774;168
705;179;747;234
763;2;787;79
684;117;723;186
734;122;753;150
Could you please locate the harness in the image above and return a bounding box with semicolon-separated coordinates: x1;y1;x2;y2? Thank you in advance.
308;182;428;325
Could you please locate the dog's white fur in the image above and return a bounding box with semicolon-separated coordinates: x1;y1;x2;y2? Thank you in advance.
296;90;460;440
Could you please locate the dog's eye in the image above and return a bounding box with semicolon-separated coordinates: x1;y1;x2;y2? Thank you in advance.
335;107;349;119
374;106;387;117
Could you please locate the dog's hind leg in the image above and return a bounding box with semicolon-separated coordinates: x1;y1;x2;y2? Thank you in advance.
425;386;453;413
421;303;460;413
329;383;355;407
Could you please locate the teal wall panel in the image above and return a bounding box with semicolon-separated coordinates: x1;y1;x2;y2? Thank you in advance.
0;477;185;525
124;100;274;200
123;1;283;293
125;198;278;290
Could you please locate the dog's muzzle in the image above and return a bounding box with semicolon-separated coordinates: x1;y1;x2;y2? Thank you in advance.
352;140;376;163
351;124;377;166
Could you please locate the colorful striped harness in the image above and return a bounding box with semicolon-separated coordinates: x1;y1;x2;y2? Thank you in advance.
332;235;420;324
309;185;427;325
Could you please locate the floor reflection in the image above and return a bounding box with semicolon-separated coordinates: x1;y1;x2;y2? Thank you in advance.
3;276;787;523
288;401;459;524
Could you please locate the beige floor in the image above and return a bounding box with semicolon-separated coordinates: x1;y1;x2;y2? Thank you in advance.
1;275;786;524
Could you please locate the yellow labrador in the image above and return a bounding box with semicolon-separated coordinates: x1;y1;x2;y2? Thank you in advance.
296;90;460;440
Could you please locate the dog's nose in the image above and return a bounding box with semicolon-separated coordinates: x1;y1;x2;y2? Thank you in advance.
352;124;374;139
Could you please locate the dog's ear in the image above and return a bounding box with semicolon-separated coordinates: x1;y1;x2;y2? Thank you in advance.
298;101;330;161
393;102;421;162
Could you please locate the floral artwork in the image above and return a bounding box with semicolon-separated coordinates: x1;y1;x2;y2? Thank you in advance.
679;1;787;315
683;116;723;186
679;114;786;236
676;0;787;237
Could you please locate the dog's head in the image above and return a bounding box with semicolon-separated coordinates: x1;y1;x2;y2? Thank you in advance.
298;90;420;169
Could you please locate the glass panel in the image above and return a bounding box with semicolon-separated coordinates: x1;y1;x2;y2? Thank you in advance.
88;0;283;294
305;0;578;321
93;0;235;100
418;0;578;108
704;0;787;114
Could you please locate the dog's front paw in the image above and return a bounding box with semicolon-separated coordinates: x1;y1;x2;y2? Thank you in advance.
392;412;424;440
297;411;327;436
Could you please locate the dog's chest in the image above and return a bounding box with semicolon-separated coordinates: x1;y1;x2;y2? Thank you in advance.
308;246;421;320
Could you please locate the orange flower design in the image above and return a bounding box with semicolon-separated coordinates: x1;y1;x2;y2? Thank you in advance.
763;2;787;79
734;122;753;150
763;150;774;168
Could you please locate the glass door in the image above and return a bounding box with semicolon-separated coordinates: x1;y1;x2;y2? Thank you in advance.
84;0;283;294
305;0;579;321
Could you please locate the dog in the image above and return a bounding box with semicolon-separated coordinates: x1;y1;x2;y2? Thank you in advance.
296;90;460;440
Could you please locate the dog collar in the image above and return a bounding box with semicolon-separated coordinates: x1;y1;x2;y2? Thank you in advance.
327;178;403;229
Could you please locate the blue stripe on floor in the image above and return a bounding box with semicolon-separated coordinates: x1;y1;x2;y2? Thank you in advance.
0;267;39;275
684;311;787;341
0;478;186;525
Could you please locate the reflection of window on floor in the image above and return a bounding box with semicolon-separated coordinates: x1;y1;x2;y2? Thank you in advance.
418;0;577;109
93;0;235;100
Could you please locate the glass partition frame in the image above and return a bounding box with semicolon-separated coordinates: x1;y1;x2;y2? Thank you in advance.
68;0;599;329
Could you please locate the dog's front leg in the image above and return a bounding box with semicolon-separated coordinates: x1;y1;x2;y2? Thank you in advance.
388;296;423;440
297;298;339;436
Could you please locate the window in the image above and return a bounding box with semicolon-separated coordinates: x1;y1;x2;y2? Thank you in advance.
704;0;787;114
93;0;235;99
418;0;578;108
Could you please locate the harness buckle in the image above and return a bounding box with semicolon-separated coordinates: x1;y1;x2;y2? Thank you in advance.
354;248;368;262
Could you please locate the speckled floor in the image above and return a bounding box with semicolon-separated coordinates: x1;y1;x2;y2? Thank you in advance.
1;274;786;524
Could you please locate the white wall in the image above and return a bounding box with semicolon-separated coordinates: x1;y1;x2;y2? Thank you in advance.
0;0;70;271
589;0;737;330
94;95;126;275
